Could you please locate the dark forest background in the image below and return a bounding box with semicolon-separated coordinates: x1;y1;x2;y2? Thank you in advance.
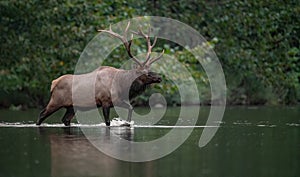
0;0;299;108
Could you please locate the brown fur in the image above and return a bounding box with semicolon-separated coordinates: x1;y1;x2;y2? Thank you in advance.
50;79;58;92
36;66;161;126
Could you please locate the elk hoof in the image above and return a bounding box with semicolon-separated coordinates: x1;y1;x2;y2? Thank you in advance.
63;120;71;126
120;122;131;127
105;121;110;126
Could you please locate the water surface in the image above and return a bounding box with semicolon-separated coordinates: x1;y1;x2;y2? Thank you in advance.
0;106;299;177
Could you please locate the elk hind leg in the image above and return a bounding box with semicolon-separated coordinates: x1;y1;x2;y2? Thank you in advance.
36;104;60;125
61;107;75;126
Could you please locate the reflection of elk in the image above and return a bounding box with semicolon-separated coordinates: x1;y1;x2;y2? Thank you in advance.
49;128;155;177
37;22;164;126
49;128;132;177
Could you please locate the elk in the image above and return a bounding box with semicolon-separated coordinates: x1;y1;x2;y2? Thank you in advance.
36;22;164;126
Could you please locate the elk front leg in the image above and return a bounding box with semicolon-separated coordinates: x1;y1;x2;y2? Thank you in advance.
127;105;133;122
102;107;110;126
119;101;133;122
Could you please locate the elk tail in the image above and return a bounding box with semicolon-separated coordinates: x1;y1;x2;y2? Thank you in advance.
50;77;61;93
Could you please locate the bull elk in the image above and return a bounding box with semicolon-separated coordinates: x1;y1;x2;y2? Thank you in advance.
36;22;164;126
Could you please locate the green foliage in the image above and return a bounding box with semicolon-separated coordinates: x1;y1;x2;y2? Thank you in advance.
207;1;300;104
0;0;299;107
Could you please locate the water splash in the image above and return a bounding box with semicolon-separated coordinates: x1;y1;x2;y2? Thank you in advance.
0;122;217;128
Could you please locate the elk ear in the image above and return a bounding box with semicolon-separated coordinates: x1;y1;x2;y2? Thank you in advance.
135;67;148;75
131;63;138;69
144;64;150;71
141;68;149;74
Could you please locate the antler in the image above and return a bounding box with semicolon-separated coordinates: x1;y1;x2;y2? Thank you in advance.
132;26;164;67
98;22;164;68
98;22;143;67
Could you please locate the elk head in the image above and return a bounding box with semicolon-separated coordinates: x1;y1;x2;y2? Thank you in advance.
98;22;164;86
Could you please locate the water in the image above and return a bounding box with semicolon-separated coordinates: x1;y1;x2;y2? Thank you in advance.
0;107;299;177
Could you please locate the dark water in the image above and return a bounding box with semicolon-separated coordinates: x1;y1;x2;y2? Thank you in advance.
0;107;299;177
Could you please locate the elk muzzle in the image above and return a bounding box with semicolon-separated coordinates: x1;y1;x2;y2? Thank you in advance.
147;72;162;84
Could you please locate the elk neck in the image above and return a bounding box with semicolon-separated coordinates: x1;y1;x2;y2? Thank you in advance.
117;70;148;100
129;79;148;100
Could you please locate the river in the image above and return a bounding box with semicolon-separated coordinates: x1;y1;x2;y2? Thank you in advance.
0;106;299;177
